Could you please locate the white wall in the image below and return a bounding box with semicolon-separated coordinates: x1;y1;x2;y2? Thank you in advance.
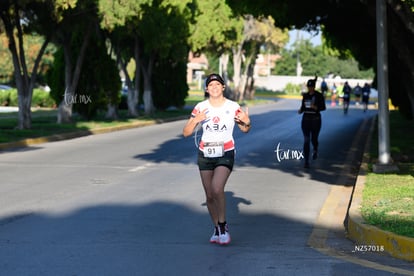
254;76;373;92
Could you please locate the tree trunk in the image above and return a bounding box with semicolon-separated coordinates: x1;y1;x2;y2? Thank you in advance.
140;53;155;115
219;53;229;80
57;96;73;124
142;90;153;114
142;73;155;114
127;88;139;116
57;23;94;123
237;75;247;102
1;4;50;129
237;52;255;102
245;63;256;100
17;90;32;129
115;39;139;117
219;54;232;99
128;37;141;117
117;56;138;117
232;45;243;101
105;103;118;120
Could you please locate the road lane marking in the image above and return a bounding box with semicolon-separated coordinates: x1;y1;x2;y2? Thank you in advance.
128;162;156;172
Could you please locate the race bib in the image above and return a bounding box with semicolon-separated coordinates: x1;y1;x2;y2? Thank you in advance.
203;142;224;158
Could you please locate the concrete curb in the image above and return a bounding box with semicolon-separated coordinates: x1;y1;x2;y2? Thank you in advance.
347;115;414;262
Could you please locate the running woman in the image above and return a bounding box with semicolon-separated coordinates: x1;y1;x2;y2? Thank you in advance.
298;77;326;168
183;73;251;245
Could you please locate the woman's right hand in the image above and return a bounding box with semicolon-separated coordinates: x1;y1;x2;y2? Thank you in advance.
194;108;208;124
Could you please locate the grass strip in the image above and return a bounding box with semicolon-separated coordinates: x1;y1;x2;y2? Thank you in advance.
362;111;414;238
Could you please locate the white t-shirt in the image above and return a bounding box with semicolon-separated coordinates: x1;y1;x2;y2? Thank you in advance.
191;99;240;152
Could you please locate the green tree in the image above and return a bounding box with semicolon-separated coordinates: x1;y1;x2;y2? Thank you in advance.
0;0;62;129
74;35;120;120
274;40;374;79
48;1;121;121
136;0;190;114
187;0;242;96
188;2;289;102
187;0;238;53
0;33;56;85
47;48;64;104
228;0;414;118
0;34;14;83
52;0;99;123
98;0;150;116
100;0;192;115
149;4;190;110
233;15;288;101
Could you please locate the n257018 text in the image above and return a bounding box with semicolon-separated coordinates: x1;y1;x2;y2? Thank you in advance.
352;245;385;252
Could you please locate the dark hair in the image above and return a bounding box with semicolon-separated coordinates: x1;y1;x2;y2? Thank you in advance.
307;79;316;87
307;76;318;87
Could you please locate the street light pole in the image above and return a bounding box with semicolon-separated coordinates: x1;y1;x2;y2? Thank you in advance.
376;0;390;164
375;0;398;172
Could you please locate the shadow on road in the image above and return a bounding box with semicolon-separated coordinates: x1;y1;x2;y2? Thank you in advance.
0;188;408;275
0;193;338;275
134;106;376;188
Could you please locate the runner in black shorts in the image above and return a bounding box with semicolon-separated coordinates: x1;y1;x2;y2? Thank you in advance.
183;73;251;245
198;149;235;171
298;77;326;168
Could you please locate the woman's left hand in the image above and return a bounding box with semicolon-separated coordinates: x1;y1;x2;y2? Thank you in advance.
235;107;250;126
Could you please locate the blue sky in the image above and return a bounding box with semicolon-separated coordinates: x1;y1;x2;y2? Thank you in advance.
286;29;322;49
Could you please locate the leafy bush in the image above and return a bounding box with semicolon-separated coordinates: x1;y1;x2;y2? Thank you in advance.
284;83;302;94
32;89;56;107
9;89;18;106
0;90;12;106
0;88;56;107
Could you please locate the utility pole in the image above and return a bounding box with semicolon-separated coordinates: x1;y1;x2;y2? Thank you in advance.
374;0;398;172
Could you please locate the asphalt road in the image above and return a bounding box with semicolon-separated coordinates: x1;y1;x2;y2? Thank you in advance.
0;99;413;275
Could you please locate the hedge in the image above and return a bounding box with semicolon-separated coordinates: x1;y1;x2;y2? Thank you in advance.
0;88;56;108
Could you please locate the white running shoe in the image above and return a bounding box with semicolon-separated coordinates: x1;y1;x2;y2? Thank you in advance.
218;224;231;245
209;227;219;243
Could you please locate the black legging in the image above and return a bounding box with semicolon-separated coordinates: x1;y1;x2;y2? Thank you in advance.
301;117;322;162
